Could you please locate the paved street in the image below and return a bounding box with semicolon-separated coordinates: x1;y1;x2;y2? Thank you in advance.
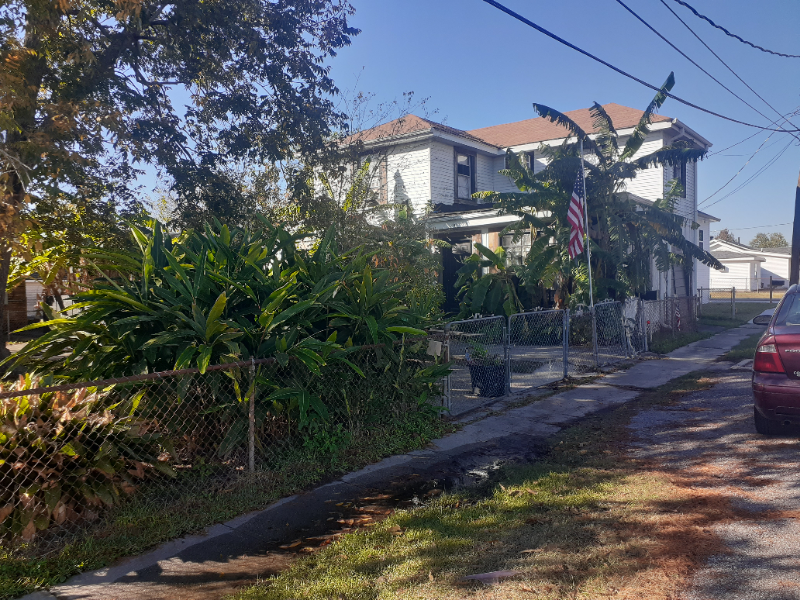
630;370;800;600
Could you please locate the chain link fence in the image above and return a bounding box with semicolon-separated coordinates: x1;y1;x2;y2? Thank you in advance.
508;310;567;393
0;340;447;556
442;316;506;415
640;296;700;350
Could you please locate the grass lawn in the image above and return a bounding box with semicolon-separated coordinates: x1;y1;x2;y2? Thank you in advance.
648;331;713;354
0;415;454;600
722;331;765;362
699;302;773;330
231;373;731;600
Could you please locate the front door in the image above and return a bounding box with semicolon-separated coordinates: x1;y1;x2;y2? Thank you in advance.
441;238;472;315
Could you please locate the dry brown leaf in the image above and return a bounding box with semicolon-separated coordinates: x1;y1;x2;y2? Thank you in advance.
388;525;403;535
428;570;434;581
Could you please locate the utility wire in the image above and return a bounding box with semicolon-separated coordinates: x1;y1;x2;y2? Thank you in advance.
702;139;794;210
669;0;800;59
706;105;800;157
658;0;800;139
613;0;800;142
479;0;800;133
700;134;786;206
711;222;792;232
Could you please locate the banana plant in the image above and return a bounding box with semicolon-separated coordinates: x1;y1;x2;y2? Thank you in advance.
454;243;525;317
477;74;722;307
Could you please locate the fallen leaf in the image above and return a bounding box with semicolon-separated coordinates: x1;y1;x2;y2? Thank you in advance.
279;540;302;550
520;549;538;554
499;484;507;491
525;488;537;495
424;489;442;498
429;570;434;582
387;525;403;535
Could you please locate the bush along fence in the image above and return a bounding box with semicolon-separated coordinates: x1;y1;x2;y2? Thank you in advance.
0;338;449;556
438;297;699;412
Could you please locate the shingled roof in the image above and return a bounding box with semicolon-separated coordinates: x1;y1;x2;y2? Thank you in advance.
467;103;672;148
345;114;496;147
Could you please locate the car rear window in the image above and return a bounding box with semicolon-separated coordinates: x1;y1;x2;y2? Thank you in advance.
775;294;800;326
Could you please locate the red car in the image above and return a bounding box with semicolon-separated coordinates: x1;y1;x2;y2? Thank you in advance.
752;285;800;434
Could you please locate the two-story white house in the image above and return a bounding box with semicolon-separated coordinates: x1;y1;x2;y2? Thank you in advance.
345;103;718;311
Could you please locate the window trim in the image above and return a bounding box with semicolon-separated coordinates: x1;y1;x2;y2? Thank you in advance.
673;161;687;198
454;148;477;202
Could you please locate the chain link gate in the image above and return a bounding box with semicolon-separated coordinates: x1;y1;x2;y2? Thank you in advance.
443;316;506;414
508;310;568;392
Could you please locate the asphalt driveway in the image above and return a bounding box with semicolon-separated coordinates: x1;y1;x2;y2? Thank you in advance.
629;369;800;600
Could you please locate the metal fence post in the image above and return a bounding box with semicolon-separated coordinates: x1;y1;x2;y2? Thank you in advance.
443;322;451;412
248;359;256;473
563;309;569;379
504;322;511;395
591;306;599;368
732;288;736;319
641;299;648;353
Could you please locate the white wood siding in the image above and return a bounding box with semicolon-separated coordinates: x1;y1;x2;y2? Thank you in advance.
492;156;518;193
385;141;431;215
622;134;665;202
710;261;760;290
760;255;790;285
430;141;454;206
475;154;494;197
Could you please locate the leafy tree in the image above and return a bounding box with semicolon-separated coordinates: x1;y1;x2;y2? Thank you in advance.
0;0;358;351
475;74;721;309
749;232;789;248
715;228;736;243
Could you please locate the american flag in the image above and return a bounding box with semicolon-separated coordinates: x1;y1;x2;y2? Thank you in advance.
567;166;586;260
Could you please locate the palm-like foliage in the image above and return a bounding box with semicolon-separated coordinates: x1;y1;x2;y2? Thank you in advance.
454;244;525;316
477;73;721;308
5;219;427;381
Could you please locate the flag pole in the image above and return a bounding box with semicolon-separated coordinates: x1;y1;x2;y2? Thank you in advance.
579;137;594;309
579;138;599;366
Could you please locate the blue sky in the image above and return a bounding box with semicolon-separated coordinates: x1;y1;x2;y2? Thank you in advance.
326;0;800;244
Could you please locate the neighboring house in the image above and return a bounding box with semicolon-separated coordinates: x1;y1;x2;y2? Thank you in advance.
346;103;717;311
709;238;790;289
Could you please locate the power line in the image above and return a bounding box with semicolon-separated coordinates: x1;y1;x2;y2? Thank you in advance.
669;0;800;59
705;105;800;157
479;0;800;133
711;222;792;232
700;135;786;205
658;0;800;139
613;0;800;143
702;139;794;210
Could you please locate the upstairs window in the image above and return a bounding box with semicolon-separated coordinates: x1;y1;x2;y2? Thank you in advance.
503;151;533;171
359;155;388;204
699;229;704;250
672;161;687;198
455;151;476;201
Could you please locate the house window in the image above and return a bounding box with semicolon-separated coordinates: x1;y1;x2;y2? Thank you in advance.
360;155;388;204
672;162;687;198
525;151;534;172
503;151;533;171
501;231;532;265
455;151;476;201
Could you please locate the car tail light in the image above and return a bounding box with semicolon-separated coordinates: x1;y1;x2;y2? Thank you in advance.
754;336;785;373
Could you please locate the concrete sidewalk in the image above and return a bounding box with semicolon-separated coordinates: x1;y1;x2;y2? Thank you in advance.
22;322;763;600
